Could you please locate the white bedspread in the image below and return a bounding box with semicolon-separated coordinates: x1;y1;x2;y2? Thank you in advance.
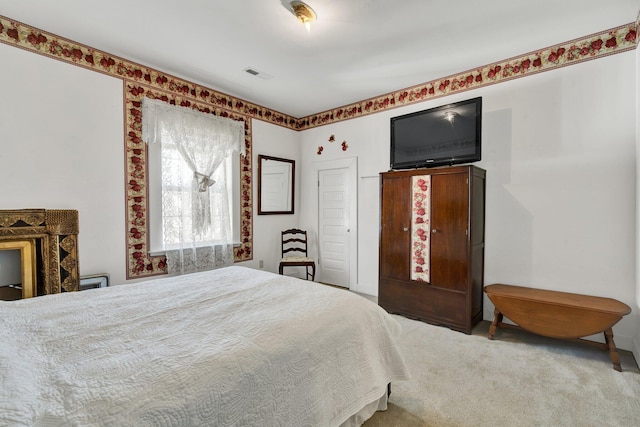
0;266;409;426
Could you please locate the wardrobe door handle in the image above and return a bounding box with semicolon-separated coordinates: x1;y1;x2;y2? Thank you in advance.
403;227;409;232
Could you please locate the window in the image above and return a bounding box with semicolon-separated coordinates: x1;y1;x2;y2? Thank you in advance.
142;97;244;274
160;140;232;248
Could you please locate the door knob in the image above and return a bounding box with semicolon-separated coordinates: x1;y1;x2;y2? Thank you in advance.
403;227;408;232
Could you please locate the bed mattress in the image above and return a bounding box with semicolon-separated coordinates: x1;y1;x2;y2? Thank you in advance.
0;266;408;426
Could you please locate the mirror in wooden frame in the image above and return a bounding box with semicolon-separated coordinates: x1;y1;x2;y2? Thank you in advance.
258;154;294;215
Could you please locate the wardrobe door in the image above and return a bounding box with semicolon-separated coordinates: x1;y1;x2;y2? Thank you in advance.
430;172;469;291
379;175;412;282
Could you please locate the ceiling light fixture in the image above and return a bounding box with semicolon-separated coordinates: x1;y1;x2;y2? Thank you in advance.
285;1;317;32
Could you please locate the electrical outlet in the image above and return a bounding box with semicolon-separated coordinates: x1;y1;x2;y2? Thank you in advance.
259;260;264;268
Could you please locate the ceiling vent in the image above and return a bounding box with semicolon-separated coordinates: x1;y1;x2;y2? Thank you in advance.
243;67;273;80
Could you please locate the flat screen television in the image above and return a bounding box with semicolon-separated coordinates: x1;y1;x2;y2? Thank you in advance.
390;97;482;170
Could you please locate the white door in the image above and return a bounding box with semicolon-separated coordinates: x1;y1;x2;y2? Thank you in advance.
318;168;350;287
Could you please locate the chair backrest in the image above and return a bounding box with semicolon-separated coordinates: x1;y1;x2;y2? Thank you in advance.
281;228;308;258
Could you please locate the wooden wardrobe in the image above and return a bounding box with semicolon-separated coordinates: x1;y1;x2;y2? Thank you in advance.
378;165;486;334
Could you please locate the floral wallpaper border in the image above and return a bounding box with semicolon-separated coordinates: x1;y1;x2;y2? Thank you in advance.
0;15;259;279
295;23;638;130
0;15;638;279
0;16;298;129
1;15;636;136
124;84;254;277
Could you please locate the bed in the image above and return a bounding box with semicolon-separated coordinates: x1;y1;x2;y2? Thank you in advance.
0;266;409;426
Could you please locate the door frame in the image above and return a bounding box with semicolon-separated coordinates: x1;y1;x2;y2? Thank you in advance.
312;157;358;289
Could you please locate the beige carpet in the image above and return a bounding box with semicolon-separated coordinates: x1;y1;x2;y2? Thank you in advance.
364;315;640;427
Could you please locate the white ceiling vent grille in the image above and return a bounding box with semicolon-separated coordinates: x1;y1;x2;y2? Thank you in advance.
243;67;273;80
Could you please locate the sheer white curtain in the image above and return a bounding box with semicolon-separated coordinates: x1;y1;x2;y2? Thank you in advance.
142;97;244;275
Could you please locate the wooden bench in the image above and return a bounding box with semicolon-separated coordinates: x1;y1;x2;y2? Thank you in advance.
484;284;631;371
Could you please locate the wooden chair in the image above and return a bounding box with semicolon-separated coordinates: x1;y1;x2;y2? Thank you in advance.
278;228;315;281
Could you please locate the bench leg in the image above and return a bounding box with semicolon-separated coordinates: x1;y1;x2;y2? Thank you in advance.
604;328;622;372
488;308;503;340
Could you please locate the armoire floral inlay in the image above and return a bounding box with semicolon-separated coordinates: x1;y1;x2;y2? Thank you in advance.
411;176;431;282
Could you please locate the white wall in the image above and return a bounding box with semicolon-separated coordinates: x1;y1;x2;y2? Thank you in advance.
297;115;390;294
299;52;638;350
237;118;301;274
635;34;640;361
0;43;126;284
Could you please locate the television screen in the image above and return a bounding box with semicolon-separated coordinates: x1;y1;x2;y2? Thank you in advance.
390;97;482;169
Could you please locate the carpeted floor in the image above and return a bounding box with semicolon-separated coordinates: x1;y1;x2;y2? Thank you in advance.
363;315;640;427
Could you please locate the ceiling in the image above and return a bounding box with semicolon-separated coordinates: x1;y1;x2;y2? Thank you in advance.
0;0;638;118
